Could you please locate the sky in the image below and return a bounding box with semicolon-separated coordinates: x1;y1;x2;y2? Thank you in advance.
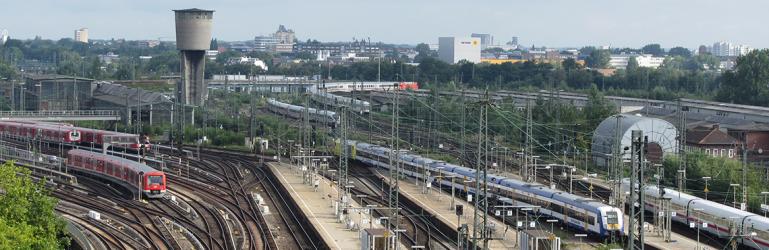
2;0;769;49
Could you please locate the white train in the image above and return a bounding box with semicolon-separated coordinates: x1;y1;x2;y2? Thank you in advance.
622;180;769;249
345;140;624;237
310;91;371;114
266;98;338;127
315;81;419;93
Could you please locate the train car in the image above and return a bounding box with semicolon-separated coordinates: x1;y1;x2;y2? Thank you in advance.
347;139;624;238
267;98;339;127
317;82;420;93
310;91;371;114
623;181;769;249
0;121;150;150
67;149;166;198
0;121;81;143
77;127;150;151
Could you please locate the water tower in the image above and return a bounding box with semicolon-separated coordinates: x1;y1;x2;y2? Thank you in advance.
173;8;214;106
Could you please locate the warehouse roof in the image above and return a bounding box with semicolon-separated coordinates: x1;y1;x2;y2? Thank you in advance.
93;82;171;107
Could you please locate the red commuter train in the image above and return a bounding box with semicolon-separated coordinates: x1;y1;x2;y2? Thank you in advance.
67;149;166;198
0;121;81;143
0;121;149;150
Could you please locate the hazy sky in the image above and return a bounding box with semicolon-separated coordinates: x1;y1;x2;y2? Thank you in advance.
3;0;768;49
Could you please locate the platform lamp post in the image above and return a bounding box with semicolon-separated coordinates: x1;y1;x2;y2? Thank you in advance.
731;183;741;209
761;192;769;217
516;151;524;177
546;219;558;235
676;169;687;198
702;177;712;200
531;156;540;183
441;174;458;209
692;207;705;250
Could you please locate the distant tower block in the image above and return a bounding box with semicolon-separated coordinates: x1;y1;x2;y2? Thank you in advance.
173;8;214;106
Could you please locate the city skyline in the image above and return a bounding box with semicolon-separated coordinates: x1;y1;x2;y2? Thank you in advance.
3;0;769;49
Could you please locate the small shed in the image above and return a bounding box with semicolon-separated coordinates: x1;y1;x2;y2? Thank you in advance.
518;229;561;250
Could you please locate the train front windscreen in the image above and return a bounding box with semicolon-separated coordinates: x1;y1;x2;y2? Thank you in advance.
148;175;163;185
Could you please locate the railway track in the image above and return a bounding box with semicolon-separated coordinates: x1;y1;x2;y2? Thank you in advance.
346;162;458;249
165;147;326;250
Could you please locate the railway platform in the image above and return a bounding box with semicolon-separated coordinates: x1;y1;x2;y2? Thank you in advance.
494;169;711;249
374;170;518;250
268;162;407;250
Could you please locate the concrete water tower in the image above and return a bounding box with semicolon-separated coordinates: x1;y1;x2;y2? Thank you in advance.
173;8;214;106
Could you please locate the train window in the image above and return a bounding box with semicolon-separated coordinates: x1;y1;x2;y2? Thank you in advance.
148;175;163;185
606;211;619;224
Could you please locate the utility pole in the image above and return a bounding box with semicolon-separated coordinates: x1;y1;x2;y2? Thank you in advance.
387;84;400;249
628;130;646;250
338;104;349;213
655;163;671;241
368;88;372;143
472;91;492;249
303;93;310;148
461;89;466;165
742;143;748;211
525;100;533;182
678;100;688;194
611;115;623;208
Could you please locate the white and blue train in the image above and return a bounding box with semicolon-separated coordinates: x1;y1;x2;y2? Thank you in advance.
344;140;624;237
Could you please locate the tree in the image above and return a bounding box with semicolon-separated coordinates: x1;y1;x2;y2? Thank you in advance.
626;56;639;71
414;43;436;62
0;62;17;80
641;43;664;56
210;38;218;50
668;46;692;57
0;161;69;249
717;49;769;106
561;58;581;71
584;84;616;130
586;49;610;68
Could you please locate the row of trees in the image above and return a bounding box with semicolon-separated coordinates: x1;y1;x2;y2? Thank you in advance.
4;37;769;106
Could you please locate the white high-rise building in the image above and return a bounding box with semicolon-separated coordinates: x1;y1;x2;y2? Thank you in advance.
471;33;493;50
74;28;88;43
710;41;753;57
438;37;481;64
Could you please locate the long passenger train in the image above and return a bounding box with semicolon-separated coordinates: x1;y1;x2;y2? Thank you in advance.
0;120;149;150
622;180;769;249
309;91;371;114
266;98;339;127
315;81;419;93
344;140;624;237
